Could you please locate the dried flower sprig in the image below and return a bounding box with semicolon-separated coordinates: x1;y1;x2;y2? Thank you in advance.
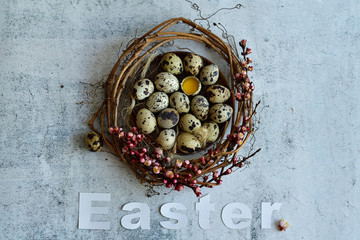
107;123;260;197
279;219;290;231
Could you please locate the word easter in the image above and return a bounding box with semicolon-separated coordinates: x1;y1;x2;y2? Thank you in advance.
78;193;282;230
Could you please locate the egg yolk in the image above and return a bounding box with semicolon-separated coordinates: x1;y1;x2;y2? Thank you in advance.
182;77;199;95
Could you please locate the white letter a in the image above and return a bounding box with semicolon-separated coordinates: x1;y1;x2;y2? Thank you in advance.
121;202;150;229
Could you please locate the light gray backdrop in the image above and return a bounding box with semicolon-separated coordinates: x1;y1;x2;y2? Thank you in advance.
1;0;359;239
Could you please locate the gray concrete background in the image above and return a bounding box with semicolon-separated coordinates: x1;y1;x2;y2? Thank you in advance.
1;0;359;239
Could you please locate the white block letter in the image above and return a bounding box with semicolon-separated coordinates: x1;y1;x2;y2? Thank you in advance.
261;202;282;228
195;194;215;229
222;202;252;229
121;202;150;229
160;203;187;229
78;193;111;230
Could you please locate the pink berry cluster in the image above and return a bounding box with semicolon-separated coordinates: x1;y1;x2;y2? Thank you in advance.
109;127;187;193
109;126;145;157
235;39;254;101
201;148;244;186
180;158;212;197
227;119;251;146
108;126;248;197
184;148;232;196
163;171;184;192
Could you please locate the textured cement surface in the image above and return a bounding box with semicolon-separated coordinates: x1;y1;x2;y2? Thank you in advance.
1;0;360;239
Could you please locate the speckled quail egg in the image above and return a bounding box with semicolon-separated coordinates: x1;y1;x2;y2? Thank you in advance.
157;108;180;129
199;64;219;85
136;108;157;134
146;92;169;113
192;126;209;147
169;92;190;114
209;104;233;123
177;132;201;154
203;121;220;143
154;72;179;93
157;129;176;150
183;53;203;76
133;78;154;100
206;84;231;103
191;95;209;121
161;53;183;75
84;131;103;152
179;114;201;133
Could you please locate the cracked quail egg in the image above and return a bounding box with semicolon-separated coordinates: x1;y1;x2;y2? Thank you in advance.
157;108;180;129
179;113;201;133
136;108;157;134
146;92;169;113
161;53;183;75
154;72;179;93
199;64;219;85
133;78;154;100
206;84;231;103
157;129;176;150
177;132;201;154
191;95;209;121
203;121;220;143
183;53;203;76
209;103;233;123
181;76;201;96
84;131;103;152
169;92;190;114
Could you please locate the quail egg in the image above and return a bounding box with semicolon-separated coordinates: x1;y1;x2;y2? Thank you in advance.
154;72;179;93
179;114;201;133
192;126;209;146
206;84;231;103
136;108;157;134
191;95;209;121
169;92;190;114
161;53;183;75
199;64;219;85
133;78;154;100
183;53;203;76
157;129;176;150
181;76;201;96
209;103;233;123
177;132;202;154
157;108;180;129
203;121;220;143
84;131;103;152
146;92;169;113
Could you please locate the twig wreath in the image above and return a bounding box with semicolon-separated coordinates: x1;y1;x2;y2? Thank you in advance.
88;18;260;197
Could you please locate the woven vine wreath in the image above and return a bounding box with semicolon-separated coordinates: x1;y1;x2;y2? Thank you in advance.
88;17;260;197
